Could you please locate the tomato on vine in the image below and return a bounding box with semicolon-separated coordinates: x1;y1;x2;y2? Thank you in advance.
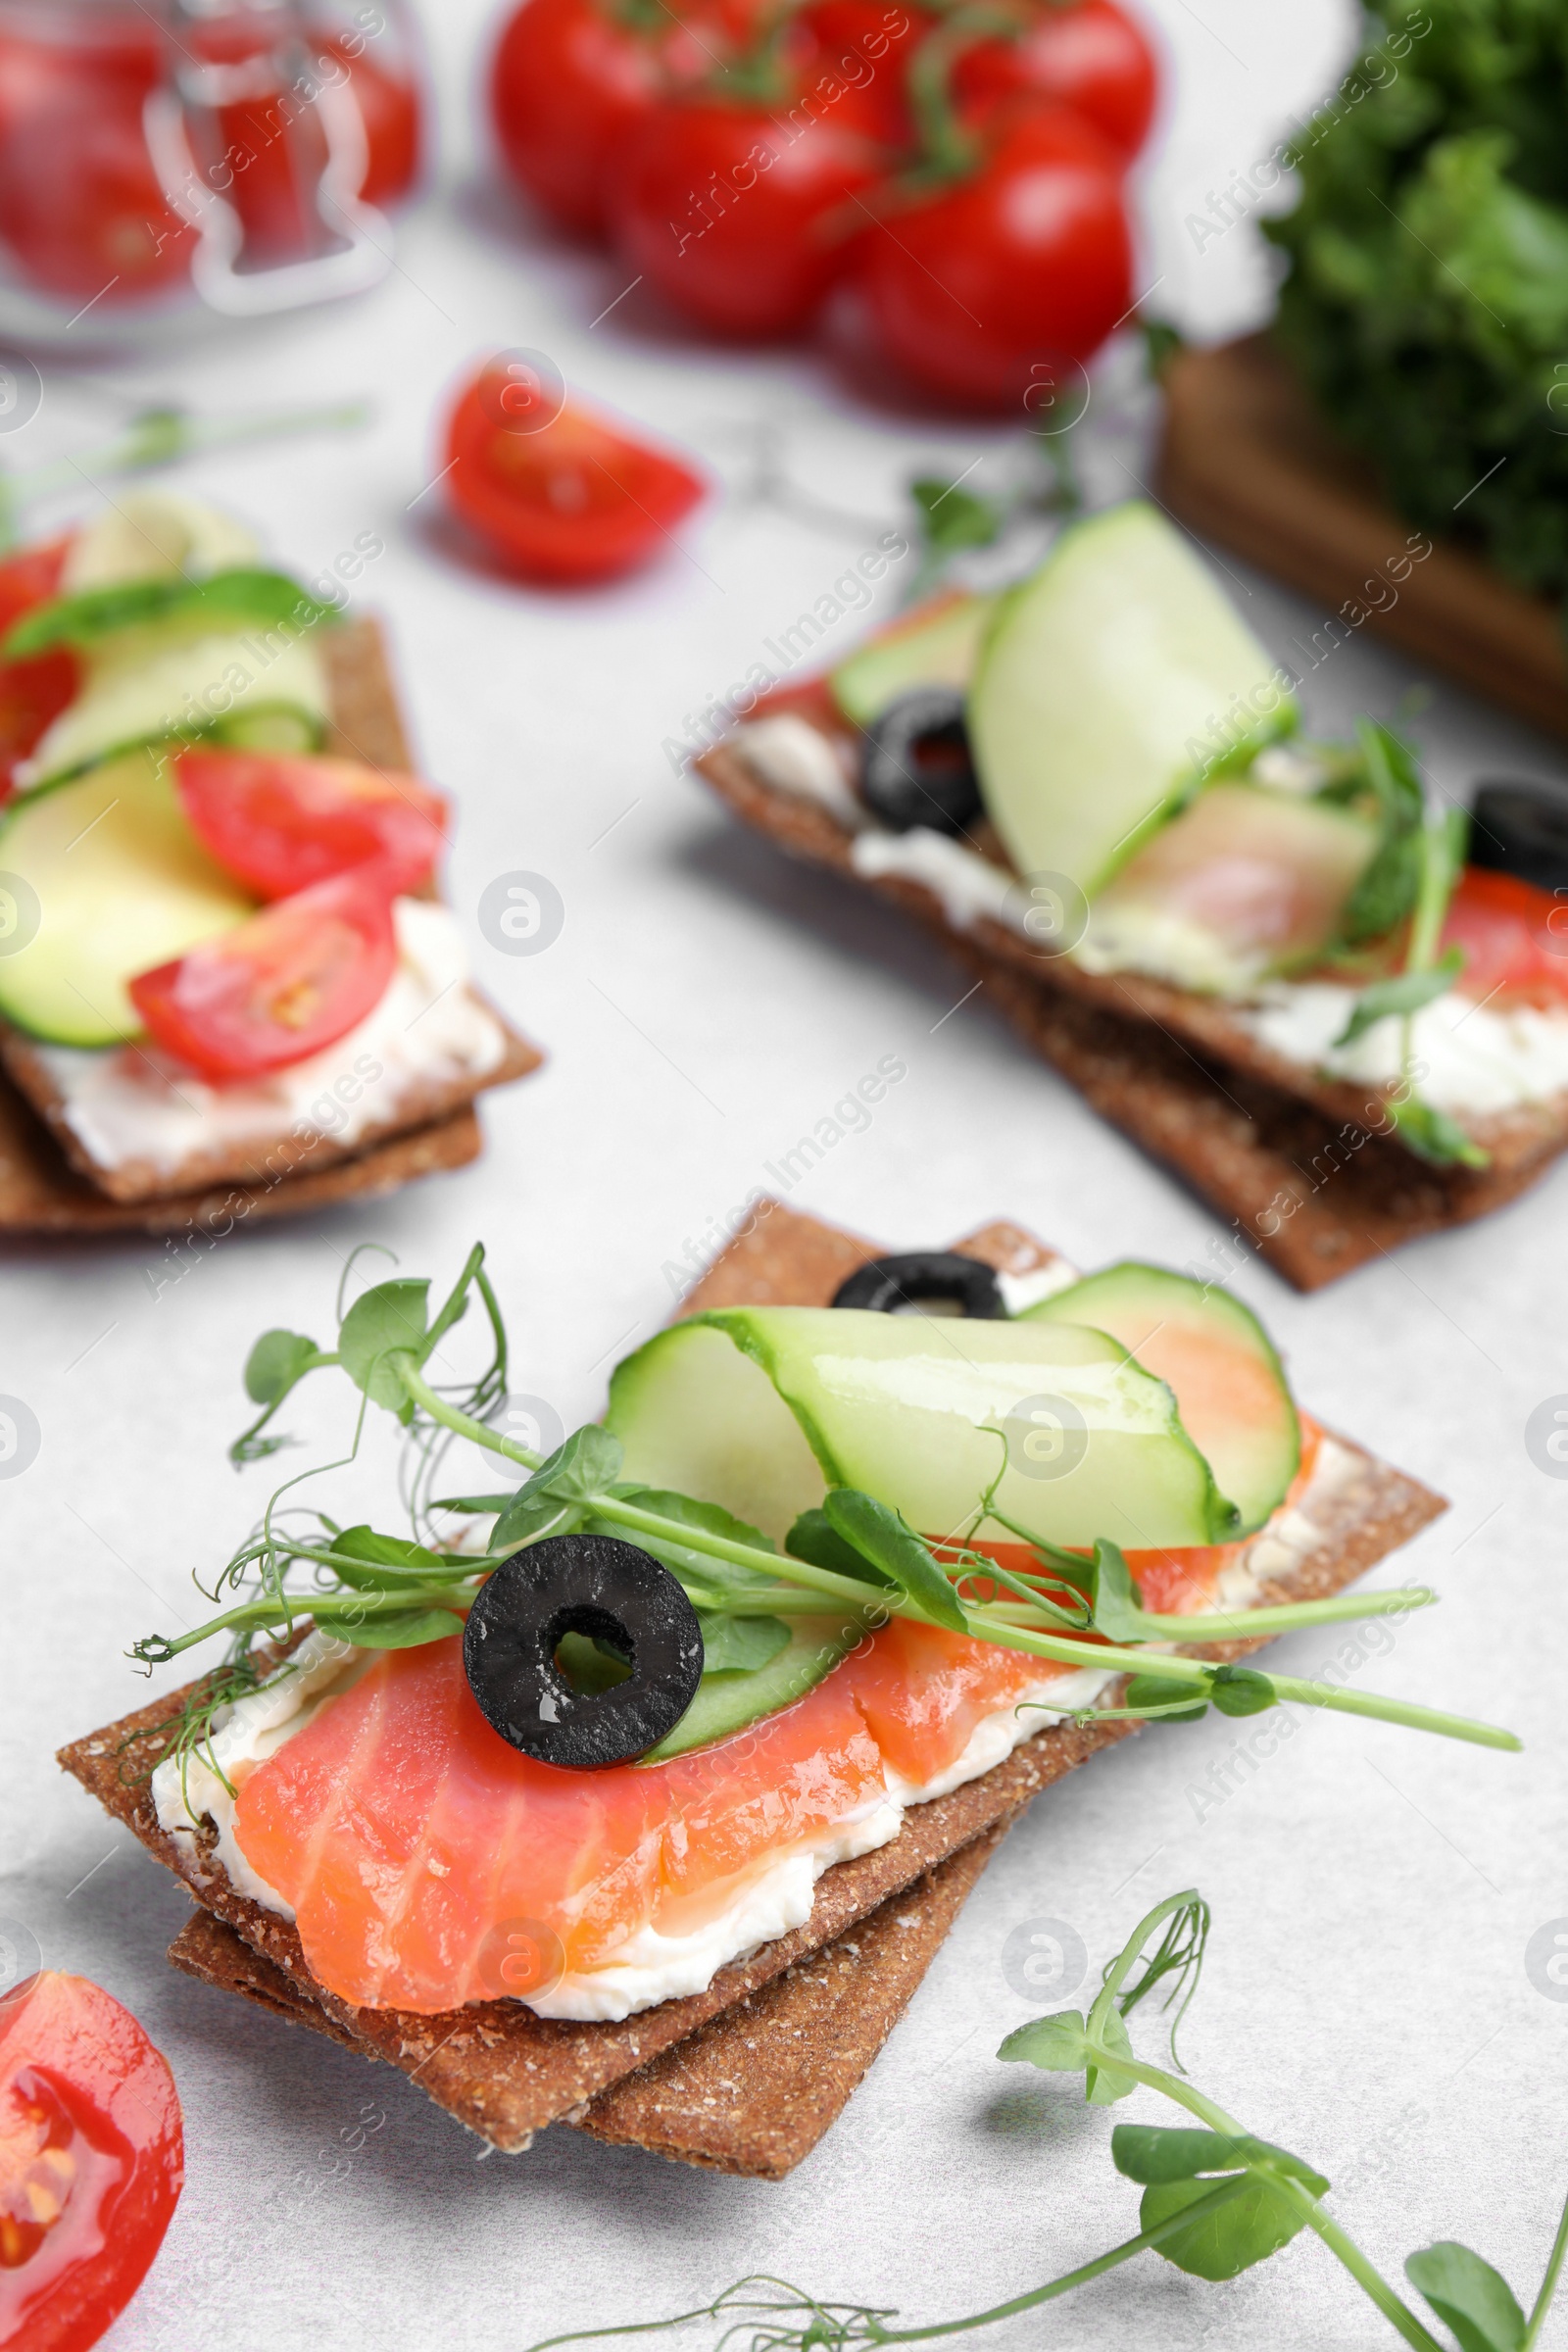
952;0;1157;159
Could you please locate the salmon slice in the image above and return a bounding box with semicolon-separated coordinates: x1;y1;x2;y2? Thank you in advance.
846;1618;1069;1788
232;1638;885;2014
232;1419;1328;2015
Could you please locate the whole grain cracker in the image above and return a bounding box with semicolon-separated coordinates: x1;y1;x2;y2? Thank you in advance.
695;728;1568;1288
58;1208;1444;2169
0;617;540;1227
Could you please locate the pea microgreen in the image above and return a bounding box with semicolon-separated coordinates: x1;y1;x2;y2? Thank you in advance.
131;1247;1520;1771
527;1891;1568;2352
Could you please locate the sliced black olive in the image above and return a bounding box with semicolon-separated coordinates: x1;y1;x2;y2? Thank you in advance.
859;688;981;836
831;1250;1005;1318
1468;780;1568;894
464;1534;704;1769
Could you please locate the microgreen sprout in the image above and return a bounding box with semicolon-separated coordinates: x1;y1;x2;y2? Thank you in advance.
130;1246;1521;1763
525;1891;1567;2352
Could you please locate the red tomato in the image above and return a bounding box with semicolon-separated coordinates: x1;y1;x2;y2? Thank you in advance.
0;539;76;803
856;103;1134;406
0;30;190;302
490;0;713;238
175;750;447;901
1440;866;1568;1008
0;1972;182;2352
612;96;884;336
793;1;927;152
444;374;706;585
129;867;397;1079
952;0;1158;160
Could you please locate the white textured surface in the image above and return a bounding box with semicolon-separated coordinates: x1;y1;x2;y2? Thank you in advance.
4;1;1568;2348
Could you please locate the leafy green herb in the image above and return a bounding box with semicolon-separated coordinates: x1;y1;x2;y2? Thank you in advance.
821;1490;969;1631
1405;2240;1528;2352
787;1505;898;1590
129;1245;1520;1765
538;1890;1567;2352
591;1489;777;1596
2;566;338;660
692;1614;791;1673
1266;0;1568;602
1391;1092;1493;1168
334;1607;466;1650
1334;946;1467;1046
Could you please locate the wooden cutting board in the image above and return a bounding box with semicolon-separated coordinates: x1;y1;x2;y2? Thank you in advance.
1157;334;1568;744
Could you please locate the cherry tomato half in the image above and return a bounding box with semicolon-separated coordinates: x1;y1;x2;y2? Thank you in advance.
0;1972;182;2352
444;373;706;585
856;102;1133;406
952;0;1158;161
1439;866;1568;1008
612;96;884;337
175;749;447;902
490;0;713;238
129;865;397;1079
0;539;77;803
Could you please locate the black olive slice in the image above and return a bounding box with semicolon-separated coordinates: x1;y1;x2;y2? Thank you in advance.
1468;780;1568;894
831;1250;1005;1318
859;688;981;836
464;1534;704;1770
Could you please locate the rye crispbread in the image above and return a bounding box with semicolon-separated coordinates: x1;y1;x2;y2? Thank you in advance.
0;616;541;1227
58;1205;1445;2173
695;712;1568;1289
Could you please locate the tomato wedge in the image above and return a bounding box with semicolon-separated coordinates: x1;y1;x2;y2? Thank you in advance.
1439;865;1568;1009
0;1972;182;2352
174;749;448;901
0;538;77;801
129;866;397;1079
444;373;706;585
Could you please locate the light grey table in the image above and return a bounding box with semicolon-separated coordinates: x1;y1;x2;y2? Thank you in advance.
4;2;1565;2345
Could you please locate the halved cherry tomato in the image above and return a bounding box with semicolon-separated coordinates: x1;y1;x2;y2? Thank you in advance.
0;538;76;802
129;866;397;1079
952;0;1158;160
856;102;1133;406
612;94;884;337
175;749;447;902
1439;866;1568;1008
444;374;706;585
0;1972;182;2352
490;0;715;238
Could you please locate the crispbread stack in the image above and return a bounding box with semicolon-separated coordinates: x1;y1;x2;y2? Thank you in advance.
695;725;1568;1289
58;1203;1445;2176
0;617;541;1237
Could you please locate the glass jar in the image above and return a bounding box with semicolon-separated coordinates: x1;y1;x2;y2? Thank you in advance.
0;0;426;339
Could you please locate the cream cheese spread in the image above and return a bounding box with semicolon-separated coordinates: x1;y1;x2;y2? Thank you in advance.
737;717;1568;1122
151;1437;1357;2022
1236;981;1568;1116
732;712;864;828
40;899;507;1177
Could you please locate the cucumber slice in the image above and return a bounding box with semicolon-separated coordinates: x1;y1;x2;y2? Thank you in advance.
639;1618;860;1762
0;748;254;1045
25;618;330;789
830;590;998;728
606;1305;1239;1552
969;503;1297;900
1022;1263;1298;1536
1082;783;1380;995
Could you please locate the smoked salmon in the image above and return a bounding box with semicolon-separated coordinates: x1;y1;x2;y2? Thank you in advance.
228;1462;1297;2018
